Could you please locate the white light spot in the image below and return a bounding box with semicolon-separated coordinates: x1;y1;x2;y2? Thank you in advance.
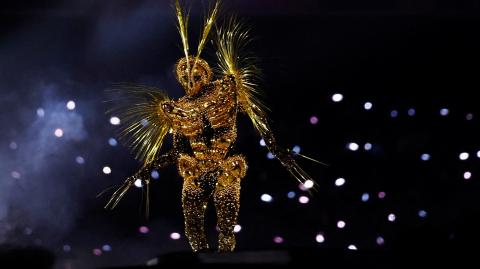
316;233;325;243
102;245;112;252
337;220;346;229
418;210;427;218
234;225;242;233
36;108;45;117
303;180;314;189
466;113;474;121
347;244;358;250
364;102;373;110
459;152;469;161
76;156;85;164
364;143;372;151
66;100;76;110
408;108;416;116
376;236;385;246
108;138;118;146
388;213;396;222
292;145;301;154
335;178;346;187
261;194;273;203
348;142;359;151
110;116;121;125
477;151;480;158
170;232;181;240
260;139;266;147
102;166;111;175
134;179;143;188
267;152;275;160
421;154;431;161
332;93;344;102
54;128;64;137
440;108;449;116
464;171;472;180
287;191;296;199
361;193;370;202
299;196;310;204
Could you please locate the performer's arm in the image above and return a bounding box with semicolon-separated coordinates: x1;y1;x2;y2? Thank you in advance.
105;134;185;210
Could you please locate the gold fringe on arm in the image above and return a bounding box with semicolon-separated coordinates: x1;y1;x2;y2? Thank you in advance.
214;18;319;186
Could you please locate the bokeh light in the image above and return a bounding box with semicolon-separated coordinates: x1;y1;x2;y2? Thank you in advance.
110;116;121;125
54;128;64;137
347;142;359;151
139;226;149;234
316;233;325;243
102;166;112;175
299;196;310;204
134;179;143;188
459;152;469;161
421;153;431;161
335;178;346;187
364;102;373;110
66;100;76;110
332;93;344;102
261;194;273;203
170;233;181;240
108;138;118;146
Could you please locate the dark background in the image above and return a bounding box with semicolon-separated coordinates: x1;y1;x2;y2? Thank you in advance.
1;0;480;268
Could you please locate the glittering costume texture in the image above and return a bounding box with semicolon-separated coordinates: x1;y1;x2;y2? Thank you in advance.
105;0;315;252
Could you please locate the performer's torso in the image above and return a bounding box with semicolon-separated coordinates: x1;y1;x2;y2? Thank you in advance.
163;76;238;161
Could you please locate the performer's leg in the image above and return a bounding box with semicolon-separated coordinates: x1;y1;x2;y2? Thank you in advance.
182;170;218;252
214;156;246;252
213;177;241;252
182;179;209;252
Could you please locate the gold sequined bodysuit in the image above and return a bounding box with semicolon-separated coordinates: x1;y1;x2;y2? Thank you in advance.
163;76;246;251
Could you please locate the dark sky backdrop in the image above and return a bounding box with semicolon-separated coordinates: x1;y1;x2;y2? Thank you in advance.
1;1;480;268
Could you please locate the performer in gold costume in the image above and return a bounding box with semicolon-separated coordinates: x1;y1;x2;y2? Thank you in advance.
104;0;316;252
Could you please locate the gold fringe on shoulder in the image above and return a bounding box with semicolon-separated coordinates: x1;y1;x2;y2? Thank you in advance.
106;84;171;165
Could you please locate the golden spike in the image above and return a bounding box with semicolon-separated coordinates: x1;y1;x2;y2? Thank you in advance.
196;0;220;58
175;0;191;84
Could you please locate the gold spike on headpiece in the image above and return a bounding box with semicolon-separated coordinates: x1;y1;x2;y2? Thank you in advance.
196;0;220;59
175;0;191;83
